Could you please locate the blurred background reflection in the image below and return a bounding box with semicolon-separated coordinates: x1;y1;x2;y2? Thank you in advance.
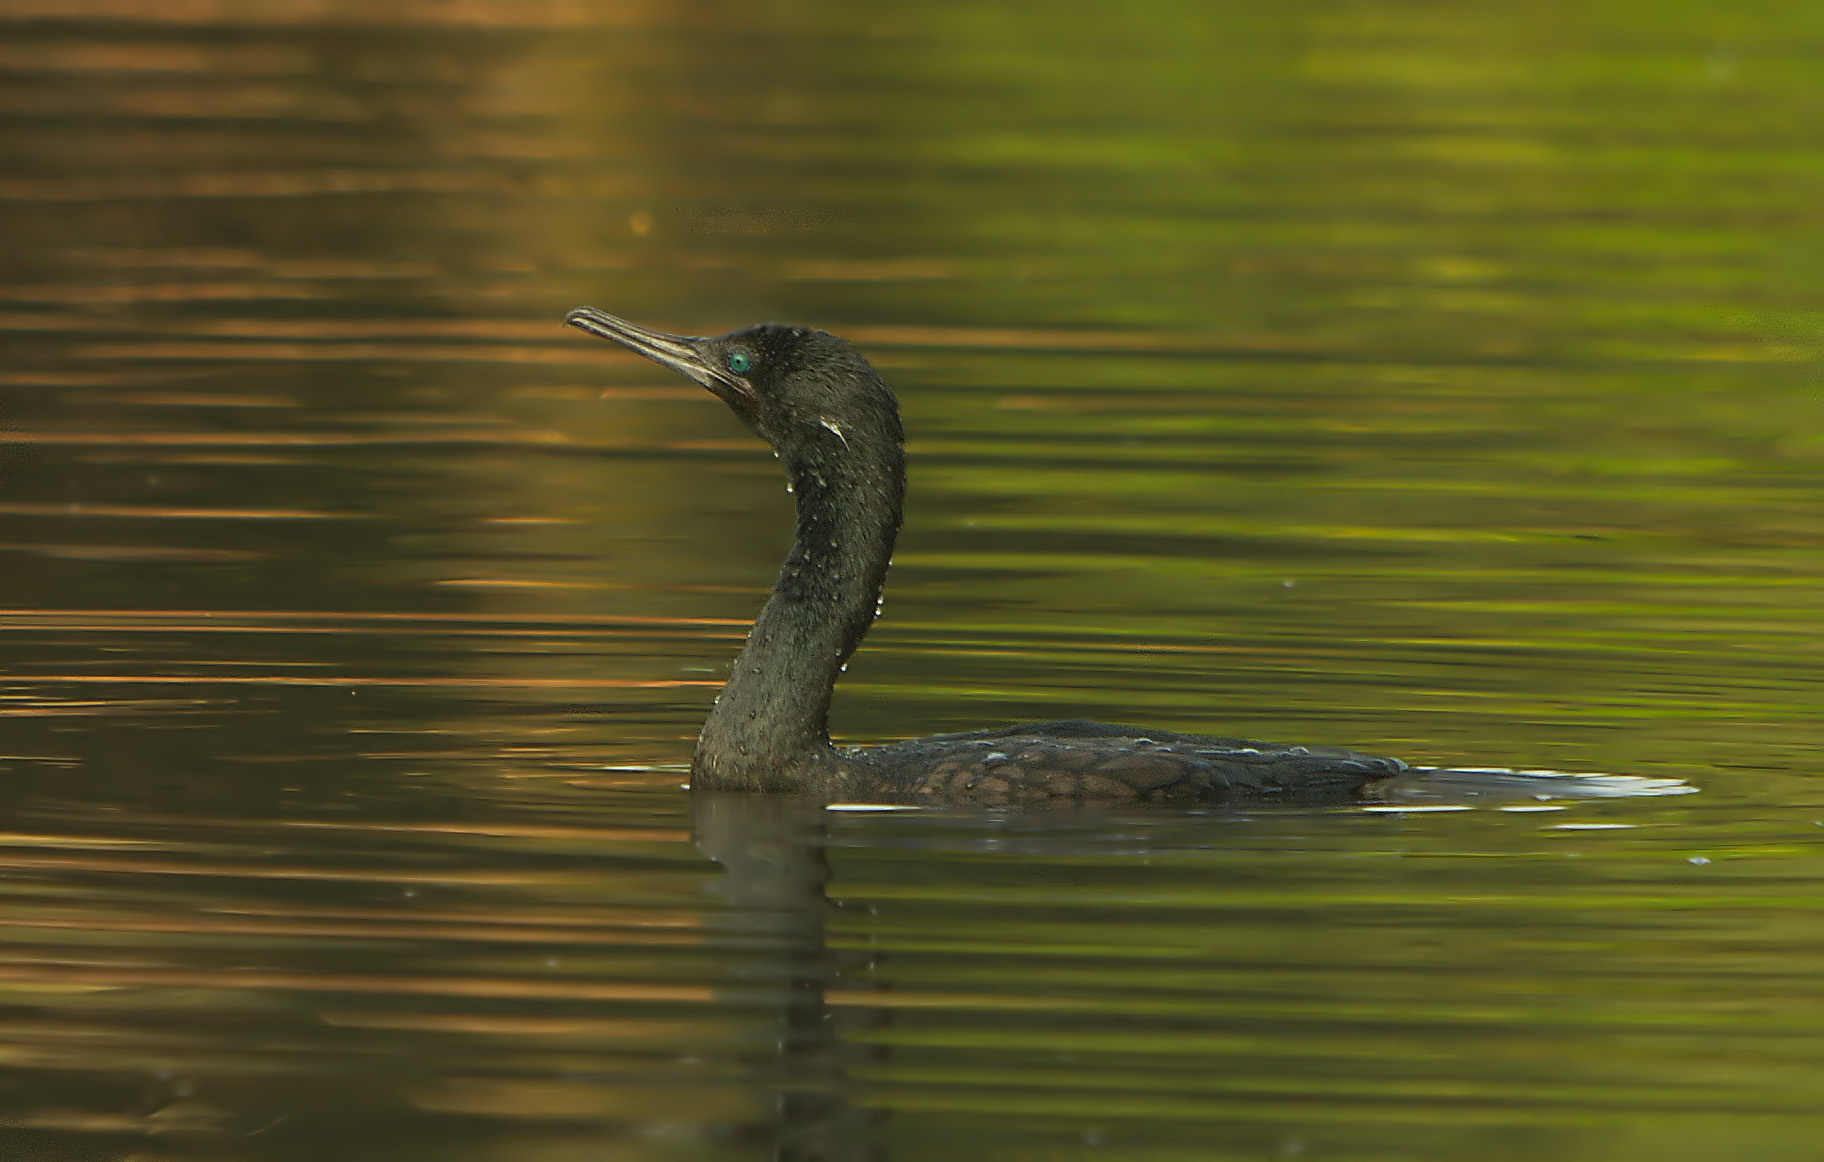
0;1;1821;1159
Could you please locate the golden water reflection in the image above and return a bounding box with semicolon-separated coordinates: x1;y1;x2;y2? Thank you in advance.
2;0;1823;1158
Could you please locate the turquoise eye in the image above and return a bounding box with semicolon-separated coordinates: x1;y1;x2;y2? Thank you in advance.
726;350;752;375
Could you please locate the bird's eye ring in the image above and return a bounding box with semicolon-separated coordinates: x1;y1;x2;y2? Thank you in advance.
726;350;752;375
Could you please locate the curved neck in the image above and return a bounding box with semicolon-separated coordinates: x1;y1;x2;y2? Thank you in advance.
693;425;904;791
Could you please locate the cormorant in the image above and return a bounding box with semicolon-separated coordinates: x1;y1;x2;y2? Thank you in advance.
567;307;1407;804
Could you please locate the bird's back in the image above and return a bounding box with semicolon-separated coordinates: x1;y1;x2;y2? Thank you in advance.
841;719;1405;805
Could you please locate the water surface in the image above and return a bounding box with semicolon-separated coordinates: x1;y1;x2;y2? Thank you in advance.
1;2;1822;1159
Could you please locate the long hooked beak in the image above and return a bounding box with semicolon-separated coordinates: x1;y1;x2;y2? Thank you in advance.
564;306;758;416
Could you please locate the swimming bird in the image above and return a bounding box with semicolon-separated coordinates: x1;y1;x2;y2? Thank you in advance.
566;307;1407;804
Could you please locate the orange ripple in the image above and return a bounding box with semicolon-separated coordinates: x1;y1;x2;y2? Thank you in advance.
12;675;719;688
318;1013;702;1036
0;542;264;561
0;607;749;629
0;960;714;1004
7;310;1273;359
69;340;620;364
0;428;573;447
0;502;353;519
0;166;556;201
3;281;322;304
279;820;688;843
0;0;642;30
843;323;1312;355
0;911;700;948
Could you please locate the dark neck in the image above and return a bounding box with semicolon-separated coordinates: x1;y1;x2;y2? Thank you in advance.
693;426;904;791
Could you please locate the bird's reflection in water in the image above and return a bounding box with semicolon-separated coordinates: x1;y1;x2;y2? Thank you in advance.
694;791;880;1162
686;770;1694;1161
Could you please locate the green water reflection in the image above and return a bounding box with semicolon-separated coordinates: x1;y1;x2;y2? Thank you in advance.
0;0;1821;1158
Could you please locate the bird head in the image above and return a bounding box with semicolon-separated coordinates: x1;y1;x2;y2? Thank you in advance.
565;307;902;461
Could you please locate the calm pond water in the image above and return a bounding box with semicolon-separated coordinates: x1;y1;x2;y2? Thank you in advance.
2;2;1823;1159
